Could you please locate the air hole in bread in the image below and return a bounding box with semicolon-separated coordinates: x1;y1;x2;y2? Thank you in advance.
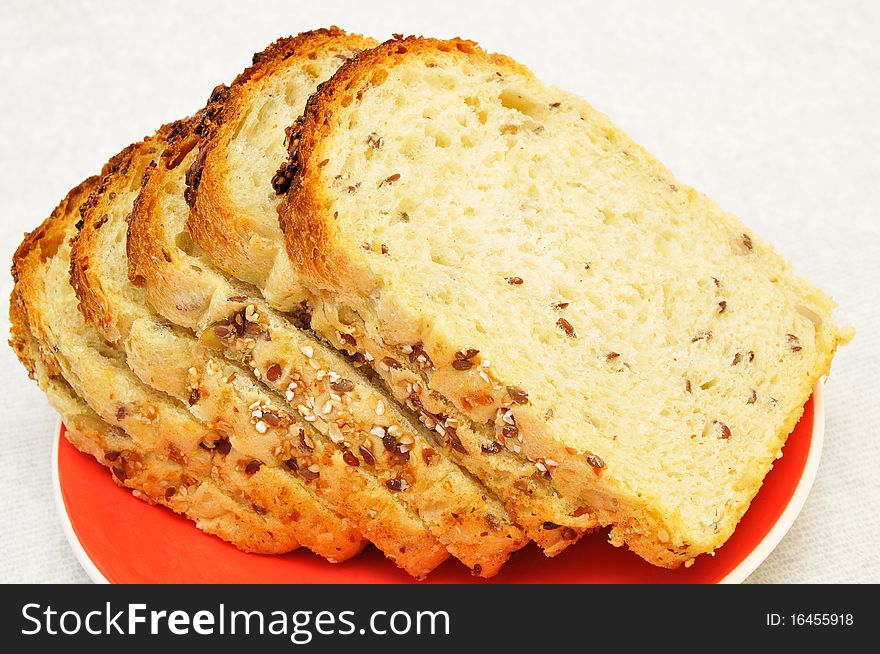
499;88;545;119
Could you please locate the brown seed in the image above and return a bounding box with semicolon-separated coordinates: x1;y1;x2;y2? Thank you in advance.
299;429;314;451
359;446;376;467
213;324;233;338
507;386;529;404
718;301;727;313
261;410;284;428
572;506;591;517
386;477;408;491
717;422;731;439
382;433;397;452
505;276;524;285
342;450;360;467
549;102;561;108
384;173;401;184
452;359;474;370
380;244;389;255
339;332;357;348
731;352;742;366
188;388;201;406
284;459;298;471
381;356;401;370
543;521;561;530
228;295;247;302
448;430;468;454
552;302;569;311
562;527;578;541
301;466;320;481
486;514;500;531
747;390;757;405
586;453;606;471
712;277;721;288
244;460;262;475
421;447;437;465
501;424;519;439
243;321;263;336
454;348;480;361
214;438;231;455
685;379;692;393
331;379;354;393
164;487;175;500
742;233;753;250
115;405;128;421
265;363;282;382
606;352;620;360
112;466;126;482
747;351;755;362
366;132;383;149
556;317;577;338
105;451;120;462
481;441;503;454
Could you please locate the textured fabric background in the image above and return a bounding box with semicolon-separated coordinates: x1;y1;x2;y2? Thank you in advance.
0;0;877;583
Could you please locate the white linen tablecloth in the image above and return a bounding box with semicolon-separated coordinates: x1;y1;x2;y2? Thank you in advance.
1;0;877;583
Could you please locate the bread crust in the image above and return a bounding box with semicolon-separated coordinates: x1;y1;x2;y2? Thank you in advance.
279;36;845;567
187;28;377;308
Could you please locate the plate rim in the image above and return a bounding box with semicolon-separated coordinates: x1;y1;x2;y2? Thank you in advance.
53;383;825;585
52;431;109;584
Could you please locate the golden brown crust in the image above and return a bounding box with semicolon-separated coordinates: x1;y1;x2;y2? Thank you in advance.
126;116;210;329
278;36;527;292
11;176;101;355
70;128;177;343
186;28;377;292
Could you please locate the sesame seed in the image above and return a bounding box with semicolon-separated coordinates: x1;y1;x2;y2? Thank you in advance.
254;421;268;434
300;345;314;358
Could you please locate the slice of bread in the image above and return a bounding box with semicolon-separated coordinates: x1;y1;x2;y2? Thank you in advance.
10;177;357;557
9;294;297;552
278;36;849;567
187;30;594;553
71;124;455;579
126;114;525;576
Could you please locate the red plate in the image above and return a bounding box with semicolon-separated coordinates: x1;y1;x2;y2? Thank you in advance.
54;386;822;584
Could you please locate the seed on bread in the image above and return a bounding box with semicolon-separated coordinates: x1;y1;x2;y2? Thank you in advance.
481;441;503;453
556;317;577;338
